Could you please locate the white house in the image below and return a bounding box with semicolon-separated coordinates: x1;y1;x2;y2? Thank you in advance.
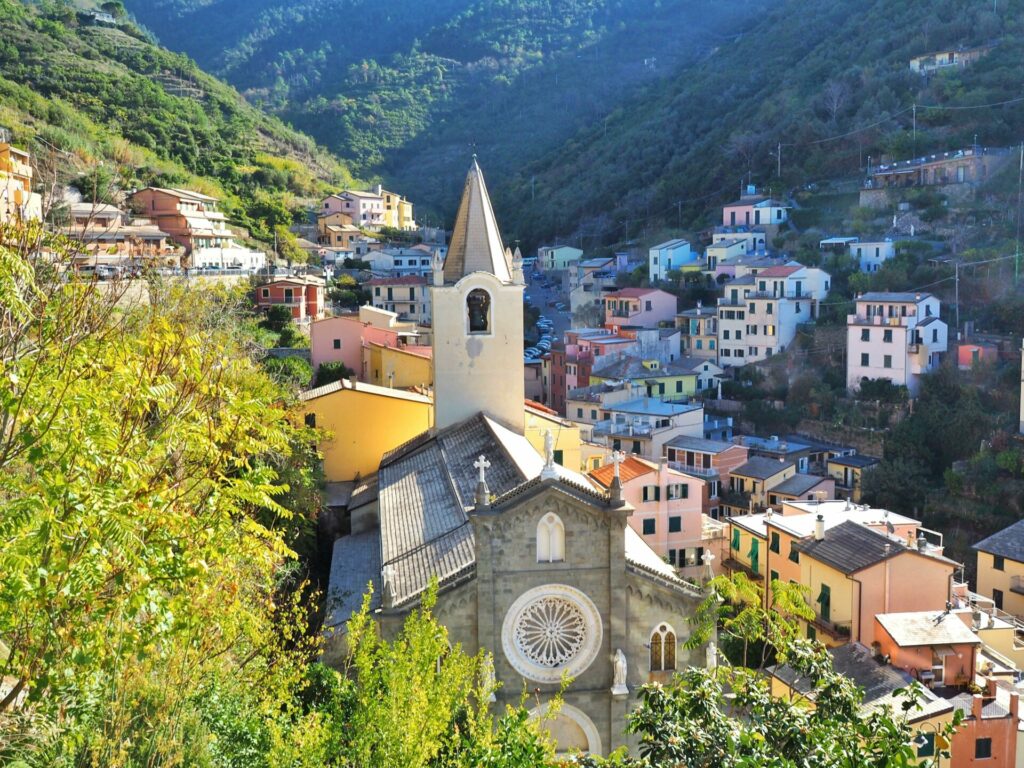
537;245;583;272
851;240;895;273
846;292;948;395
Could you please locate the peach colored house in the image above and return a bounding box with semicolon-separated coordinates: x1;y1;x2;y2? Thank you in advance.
255;276;326;322
589;456;725;580
663;435;749;520
321;190;385;230
721;195;789;228
873;611;980;688
958;342;999;370
128;187;235;253
309;305;422;376
947;679;1019;768
794;519;959;647
603;288;678;328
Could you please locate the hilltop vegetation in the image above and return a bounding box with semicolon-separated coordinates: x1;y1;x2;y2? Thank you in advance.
124;0;766;216
0;0;356;243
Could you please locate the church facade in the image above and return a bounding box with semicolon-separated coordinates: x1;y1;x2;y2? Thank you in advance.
326;159;710;755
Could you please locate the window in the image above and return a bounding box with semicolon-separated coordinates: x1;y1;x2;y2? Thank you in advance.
649;624;677;671
669;516;682;533
676;380;683;393
467;289;491;333
861;353;869;366
710;340;716;350
770;570;779;583
883;329;892;343
788;544;800;564
668;548;676;564
748;539;759;572
994;555;1005;571
994;588;1004;610
642;518;656;535
817;584;831;622
736;330;743;340
723;330;730;340
632;440;641;453
536;513;565;562
645;301;652;311
577;408;584;418
261;288;269;298
807;625;816;641
732;528;741;550
883;355;892;369
304;413;316;428
916;733;935;758
932;329;939;343
333;338;341;349
749;302;756;313
553;449;563;466
770;531;780;554
642;485;661;502
667;484;689;500
374;286;381;296
590;409;597;419
975;738;992;759
696;340;703;350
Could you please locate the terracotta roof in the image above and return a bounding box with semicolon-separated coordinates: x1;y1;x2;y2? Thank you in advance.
604;287;659;299
524;399;558;415
756;265;802;277
589;455;656;488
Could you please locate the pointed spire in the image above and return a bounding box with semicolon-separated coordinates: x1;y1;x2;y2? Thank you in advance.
443;158;512;284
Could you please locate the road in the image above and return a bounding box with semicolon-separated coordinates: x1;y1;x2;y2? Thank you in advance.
524;271;572;345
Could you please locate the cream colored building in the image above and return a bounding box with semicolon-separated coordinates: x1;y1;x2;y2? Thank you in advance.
973;520;1024;618
0;142;42;224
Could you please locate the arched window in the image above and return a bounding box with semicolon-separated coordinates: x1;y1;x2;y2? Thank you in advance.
467;288;491;333
536;513;565;563
649;624;677;671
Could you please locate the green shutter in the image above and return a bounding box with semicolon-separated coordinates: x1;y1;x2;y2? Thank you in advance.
770;532;780;553
748;539;759;573
817;584;831;622
788;545;800;564
731;528;740;551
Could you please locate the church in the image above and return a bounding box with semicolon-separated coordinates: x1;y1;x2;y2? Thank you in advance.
325;159;710;756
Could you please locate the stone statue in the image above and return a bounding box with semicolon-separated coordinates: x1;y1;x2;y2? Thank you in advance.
706;641;718;670
611;648;628;695
541;430;558;479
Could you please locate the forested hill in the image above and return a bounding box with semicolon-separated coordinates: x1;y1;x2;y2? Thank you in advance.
0;0;355;243
493;0;1024;247
123;0;768;210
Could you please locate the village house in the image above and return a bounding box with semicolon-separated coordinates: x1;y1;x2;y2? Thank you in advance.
61;202;180;267
721;191;789;230
909;45;993;74
317;211;361;249
737;434;814;474
367;275;432;324
711;226;767;254
604;287;678;329
0;141;42;224
590;356;723;401
874;610;981;689
826;454;880;502
537;244;583;272
663;435;750;520
676;304;718;359
362;341;431;389
851;240;895;273
309;305;421;377
322;189;386;230
589;456;727;580
524;359;544;405
254;275;326;321
591;398;704;461
705;238;749;271
846;292;948;395
722;457;798;516
378;187;416;230
861;146;1011;208
565;381;634;438
648;238;700;281
972;519;1024;617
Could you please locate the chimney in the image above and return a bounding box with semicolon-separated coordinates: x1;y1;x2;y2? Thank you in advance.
814;514;825;541
917;533;928;552
375;184;383;196
1012;692;1020;720
348;375;358;389
972;693;984;721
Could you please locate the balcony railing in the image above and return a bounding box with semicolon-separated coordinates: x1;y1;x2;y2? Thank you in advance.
668;460;719;478
809;615;852;640
593;421;653;438
846;314;912;326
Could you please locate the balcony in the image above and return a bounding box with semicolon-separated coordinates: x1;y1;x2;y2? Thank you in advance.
668;460;719;479
1011;575;1024;596
809;615;852;640
847;314;912;327
593;420;653;438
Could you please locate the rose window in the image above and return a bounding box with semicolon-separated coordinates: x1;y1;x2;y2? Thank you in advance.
502;584;602;683
513;597;586;667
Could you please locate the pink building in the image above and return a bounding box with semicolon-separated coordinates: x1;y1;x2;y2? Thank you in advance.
309;306;421;376
321;190;385;230
590;456;725;579
958;342;999;370
663;435;750;520
603;288;678;328
722;195;789;228
873;611;980;688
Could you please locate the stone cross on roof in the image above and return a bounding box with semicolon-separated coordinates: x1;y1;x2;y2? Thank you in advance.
474;454;491;484
611;450;626;480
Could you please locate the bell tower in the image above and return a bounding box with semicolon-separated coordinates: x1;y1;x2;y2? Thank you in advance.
432;158;525;433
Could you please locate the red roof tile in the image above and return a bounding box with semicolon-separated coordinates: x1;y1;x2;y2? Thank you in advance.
589;455;655;487
755;266;801;277
365;275;428;286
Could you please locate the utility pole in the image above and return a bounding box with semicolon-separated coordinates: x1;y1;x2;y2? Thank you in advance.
955;261;960;338
677;200;683;229
776;142;782;178
1016;142;1023;283
912;103;917;156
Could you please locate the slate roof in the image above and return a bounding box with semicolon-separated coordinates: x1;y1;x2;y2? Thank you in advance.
326;532;381;628
770;643;953;721
732;456;794;480
948;693;1011;720
973;519;1024;562
604;287;661;299
858;292;933;303
770;473;830;497
591;356;701;380
828;454;880;469
794;520;906;574
443;158;512;283
664;435;737;454
875;611;981;648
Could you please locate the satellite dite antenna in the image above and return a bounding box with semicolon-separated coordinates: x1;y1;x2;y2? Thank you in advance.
884;509;895;536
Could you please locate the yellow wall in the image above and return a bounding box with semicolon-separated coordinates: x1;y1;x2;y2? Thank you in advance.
363;344;432;389
524;409;583;472
727;523;767;582
798;556;854;647
827;461;867;502
590;372;698;398
976;551;1024;618
299;384;432;481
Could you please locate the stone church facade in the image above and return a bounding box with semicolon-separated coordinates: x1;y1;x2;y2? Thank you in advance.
326;159;710;755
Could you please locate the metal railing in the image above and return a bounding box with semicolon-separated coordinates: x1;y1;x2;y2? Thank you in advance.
668;460;719;478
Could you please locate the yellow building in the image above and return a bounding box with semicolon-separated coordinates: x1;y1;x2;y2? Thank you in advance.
0;143;42;224
298;378;433;481
317;211;360;248
826;454;879;502
362;342;432;390
589;356;723;400
973;520;1024;617
724;456;797;515
523;403;583;472
380;188;416;231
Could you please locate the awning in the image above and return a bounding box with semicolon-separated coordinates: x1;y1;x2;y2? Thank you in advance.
933;645;956;658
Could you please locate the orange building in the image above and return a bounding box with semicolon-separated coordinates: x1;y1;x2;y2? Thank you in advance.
128;187;236;254
255;276;326;321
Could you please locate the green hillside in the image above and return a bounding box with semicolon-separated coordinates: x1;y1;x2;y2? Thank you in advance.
124;0;766;204
495;0;1024;248
0;0;355;244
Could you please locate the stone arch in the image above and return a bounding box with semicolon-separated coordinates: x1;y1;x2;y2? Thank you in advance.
466;287;491;334
529;701;603;756
649;622;678;672
536;512;565;562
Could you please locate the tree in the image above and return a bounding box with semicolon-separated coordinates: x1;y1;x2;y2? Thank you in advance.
263;354;313;388
316;360;355;386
